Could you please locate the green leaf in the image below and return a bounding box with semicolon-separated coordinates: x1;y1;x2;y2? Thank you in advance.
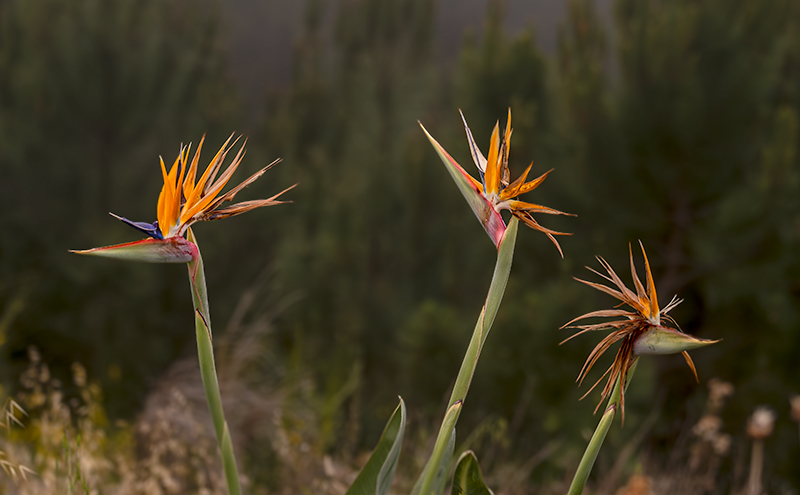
451;451;494;495
346;398;407;495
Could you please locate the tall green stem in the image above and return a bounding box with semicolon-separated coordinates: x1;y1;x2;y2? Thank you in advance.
567;359;639;495
412;219;519;495
187;229;242;495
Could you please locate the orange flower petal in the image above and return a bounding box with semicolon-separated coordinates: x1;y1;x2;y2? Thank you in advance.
484;122;501;194
639;241;659;320
515;169;553;196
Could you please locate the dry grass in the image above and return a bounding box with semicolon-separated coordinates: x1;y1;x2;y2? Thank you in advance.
0;269;361;494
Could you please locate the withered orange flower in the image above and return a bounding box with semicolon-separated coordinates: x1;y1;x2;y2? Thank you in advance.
562;242;718;420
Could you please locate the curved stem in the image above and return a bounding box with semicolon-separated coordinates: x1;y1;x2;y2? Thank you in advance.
567;359;639;495
187;228;242;495
412;219;519;495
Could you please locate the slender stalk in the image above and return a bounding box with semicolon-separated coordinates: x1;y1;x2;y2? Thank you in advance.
567;359;639;495
412;219;519;495
746;439;764;495
187;229;242;495
449;218;518;408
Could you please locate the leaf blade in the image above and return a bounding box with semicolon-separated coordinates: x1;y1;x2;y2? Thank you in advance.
451;451;494;495
346;398;407;495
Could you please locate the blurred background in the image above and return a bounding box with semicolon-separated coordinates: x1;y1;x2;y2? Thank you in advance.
0;0;799;493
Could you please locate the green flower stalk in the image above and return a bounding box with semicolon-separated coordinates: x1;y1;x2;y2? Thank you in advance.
567;359;638;495
413;111;572;495
562;243;718;495
73;136;295;495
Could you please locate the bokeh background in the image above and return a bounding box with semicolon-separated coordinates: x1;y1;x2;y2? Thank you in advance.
1;0;799;493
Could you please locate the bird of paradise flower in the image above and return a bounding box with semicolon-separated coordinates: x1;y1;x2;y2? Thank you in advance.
73;135;295;495
74;135;295;263
561;242;719;421
419;109;573;254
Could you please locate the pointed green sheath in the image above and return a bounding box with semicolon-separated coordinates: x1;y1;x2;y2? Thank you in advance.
451;451;494;495
634;325;719;355
411;400;463;495
419;122;506;248
346;398;406;495
187;228;210;324
71;237;196;263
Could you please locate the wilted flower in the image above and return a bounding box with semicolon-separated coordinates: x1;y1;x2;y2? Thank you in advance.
790;395;800;423
747;406;776;440
562;242;718;419
713;433;732;456
419;110;572;254
693;414;723;441
708;378;734;413
73;135;295;262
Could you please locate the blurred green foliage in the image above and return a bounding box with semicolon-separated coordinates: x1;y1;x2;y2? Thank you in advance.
1;0;799;490
0;0;240;415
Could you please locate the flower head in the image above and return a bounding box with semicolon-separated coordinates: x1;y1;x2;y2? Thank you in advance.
789;395;800;423
419;110;572;254
747;406;776;440
117;135;294;240
561;242;718;420
73;135;294;262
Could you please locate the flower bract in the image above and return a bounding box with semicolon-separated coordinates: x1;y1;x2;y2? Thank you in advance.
419;110;572;254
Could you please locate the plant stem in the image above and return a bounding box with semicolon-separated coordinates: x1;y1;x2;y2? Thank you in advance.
449;218;518;408
567;359;639;495
746;439;764;495
187;229;242;495
412;219;519;495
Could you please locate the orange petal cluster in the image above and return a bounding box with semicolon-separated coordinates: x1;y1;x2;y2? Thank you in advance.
157;135;295;239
